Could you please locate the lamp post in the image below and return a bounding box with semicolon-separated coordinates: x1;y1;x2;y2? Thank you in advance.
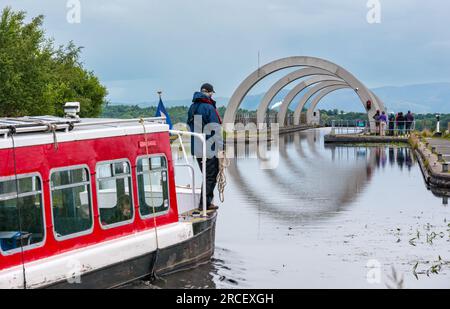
434;114;442;137
436;114;441;133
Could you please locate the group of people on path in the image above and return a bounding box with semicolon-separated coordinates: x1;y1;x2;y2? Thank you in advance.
373;110;415;136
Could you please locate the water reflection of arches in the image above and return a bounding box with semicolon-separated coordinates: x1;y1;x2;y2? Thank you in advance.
306;129;322;158
226;131;372;223
226;129;419;225
279;134;305;174
293;130;324;162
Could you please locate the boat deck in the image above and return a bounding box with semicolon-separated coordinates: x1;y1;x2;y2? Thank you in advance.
179;208;217;224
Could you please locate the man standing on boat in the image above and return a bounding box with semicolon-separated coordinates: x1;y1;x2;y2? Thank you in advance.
187;83;223;211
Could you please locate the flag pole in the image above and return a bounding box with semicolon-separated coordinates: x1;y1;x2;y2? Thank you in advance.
157;90;163;117
156;90;167;123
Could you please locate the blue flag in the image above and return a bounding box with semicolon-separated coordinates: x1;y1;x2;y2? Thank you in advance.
155;97;173;129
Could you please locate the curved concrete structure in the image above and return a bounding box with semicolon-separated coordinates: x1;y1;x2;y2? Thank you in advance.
279;84;383;127
277;76;347;126
293;81;348;125
306;85;350;124
304;88;383;125
223;56;384;127
255;67;345;125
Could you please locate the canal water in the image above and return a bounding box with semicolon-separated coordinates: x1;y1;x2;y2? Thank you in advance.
132;128;450;289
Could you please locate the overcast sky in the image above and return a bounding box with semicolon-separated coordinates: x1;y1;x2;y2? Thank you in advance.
2;0;450;103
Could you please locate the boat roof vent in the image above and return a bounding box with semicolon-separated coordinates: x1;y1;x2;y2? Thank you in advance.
64;102;80;119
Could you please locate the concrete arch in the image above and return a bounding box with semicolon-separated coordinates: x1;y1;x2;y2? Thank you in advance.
223;56;383;127
306;85;351;124
277;76;347;126
372;92;384;111
293;81;348;125
305;88;383;125
255;67;345;125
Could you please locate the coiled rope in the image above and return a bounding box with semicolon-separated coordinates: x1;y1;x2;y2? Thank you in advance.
216;152;230;203
37;120;59;150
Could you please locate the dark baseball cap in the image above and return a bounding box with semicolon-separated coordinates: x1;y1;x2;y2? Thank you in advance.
200;83;215;93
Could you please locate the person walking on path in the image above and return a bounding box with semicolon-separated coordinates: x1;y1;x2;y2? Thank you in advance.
379;111;388;137
373;110;381;135
396;112;406;136
388;112;396;136
405;111;415;135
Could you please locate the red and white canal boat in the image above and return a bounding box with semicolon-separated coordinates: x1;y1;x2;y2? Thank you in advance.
0;108;216;289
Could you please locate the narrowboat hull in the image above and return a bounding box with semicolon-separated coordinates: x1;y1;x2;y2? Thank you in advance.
0;116;216;289
44;211;217;289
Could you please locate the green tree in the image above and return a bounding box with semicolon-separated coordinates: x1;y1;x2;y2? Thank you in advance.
0;7;107;117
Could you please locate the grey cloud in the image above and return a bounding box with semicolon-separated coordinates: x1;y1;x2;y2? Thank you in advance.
1;0;449;103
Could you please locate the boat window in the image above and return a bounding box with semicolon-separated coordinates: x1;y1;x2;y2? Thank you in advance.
96;161;133;227
136;156;170;218
0;174;45;254
50;167;93;239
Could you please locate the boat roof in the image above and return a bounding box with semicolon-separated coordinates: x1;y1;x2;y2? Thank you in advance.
0;116;169;150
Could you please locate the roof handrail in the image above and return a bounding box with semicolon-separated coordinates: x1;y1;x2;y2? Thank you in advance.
0;116;167;137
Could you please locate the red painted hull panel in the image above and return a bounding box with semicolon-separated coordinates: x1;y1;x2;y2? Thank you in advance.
0;132;179;271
